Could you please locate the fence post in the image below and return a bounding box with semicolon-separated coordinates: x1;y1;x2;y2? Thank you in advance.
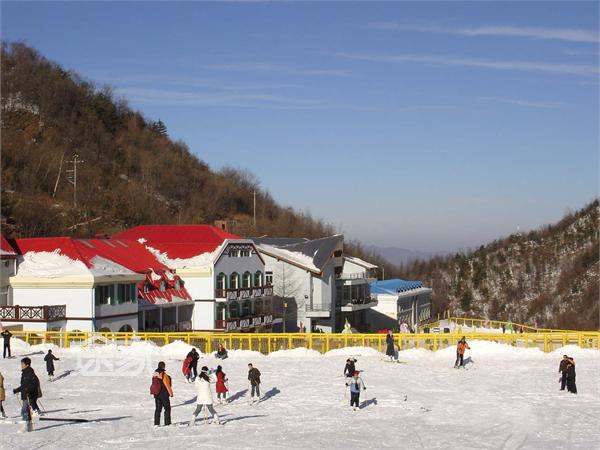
543;334;548;353
578;334;582;348
433;334;438;351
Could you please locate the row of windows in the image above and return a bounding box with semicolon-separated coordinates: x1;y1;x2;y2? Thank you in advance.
95;284;137;306
216;298;272;319
216;271;264;290
228;249;252;258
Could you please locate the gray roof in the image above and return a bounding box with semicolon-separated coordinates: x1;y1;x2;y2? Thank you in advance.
256;235;343;272
251;237;308;247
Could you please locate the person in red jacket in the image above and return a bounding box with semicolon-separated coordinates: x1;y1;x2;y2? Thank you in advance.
454;337;470;368
215;365;228;404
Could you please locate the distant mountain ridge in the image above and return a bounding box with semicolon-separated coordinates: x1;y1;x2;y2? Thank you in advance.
364;245;436;266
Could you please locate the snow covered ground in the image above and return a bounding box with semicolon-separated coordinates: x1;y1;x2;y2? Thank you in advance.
1;340;599;450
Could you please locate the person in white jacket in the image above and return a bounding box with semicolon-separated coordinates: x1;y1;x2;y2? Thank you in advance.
190;366;220;426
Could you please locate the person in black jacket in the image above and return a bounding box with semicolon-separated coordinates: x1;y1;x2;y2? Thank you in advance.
186;348;199;382
385;330;395;361
344;358;357;378
1;329;12;359
13;357;41;431
44;349;60;381
558;355;569;391
566;357;577;394
247;363;261;404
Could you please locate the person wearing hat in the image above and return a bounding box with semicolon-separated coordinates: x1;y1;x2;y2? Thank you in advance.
346;370;366;411
44;349;60;382
152;361;173;427
454;337;470;368
190;366;220;425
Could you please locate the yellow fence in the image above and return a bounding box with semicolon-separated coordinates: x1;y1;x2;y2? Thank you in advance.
10;330;600;354
420;316;579;333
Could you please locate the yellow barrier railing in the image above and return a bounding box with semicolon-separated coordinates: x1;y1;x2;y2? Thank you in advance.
8;330;600;353
420;316;579;333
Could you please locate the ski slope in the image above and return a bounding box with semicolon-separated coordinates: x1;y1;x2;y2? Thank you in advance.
1;340;599;450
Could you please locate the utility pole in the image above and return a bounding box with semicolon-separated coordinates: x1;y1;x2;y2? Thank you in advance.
66;153;84;207
253;190;257;230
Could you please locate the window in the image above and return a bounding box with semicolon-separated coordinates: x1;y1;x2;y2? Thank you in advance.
253;271;263;287
262;298;271;314
216;273;227;290
254;299;263;315
228;301;239;318
265;271;273;285
160;281;166;292
94;285;114;306
241;299;251;317
229;249;240;258
174;280;181;290
333;250;342;258
216;303;227;321
242;272;252;288
230;272;239;289
240;249;250;257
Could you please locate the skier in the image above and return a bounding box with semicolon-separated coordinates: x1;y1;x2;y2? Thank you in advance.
215;365;228;404
44;349;59;381
346;370;366;411
558;355;569;391
344;358;357;378
1;329;12;359
454;337;470;368
566;357;577;394
186;348;199;382
0;370;6;418
13;357;41;432
151;361;173;427
189;366;220;426
215;343;228;360
247;363;261;404
385;330;395;361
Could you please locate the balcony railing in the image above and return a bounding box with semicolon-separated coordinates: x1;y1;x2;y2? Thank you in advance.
336;272;377;281
0;305;67;322
215;285;274;301
305;304;331;312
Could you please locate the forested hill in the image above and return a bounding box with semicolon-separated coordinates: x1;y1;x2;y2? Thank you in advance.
0;42;333;240
399;200;599;330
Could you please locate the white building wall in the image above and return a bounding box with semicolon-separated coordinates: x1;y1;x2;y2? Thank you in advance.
0;259;16;306
342;259;367;276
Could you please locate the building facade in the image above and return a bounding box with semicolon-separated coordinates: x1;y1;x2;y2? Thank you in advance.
367;279;432;331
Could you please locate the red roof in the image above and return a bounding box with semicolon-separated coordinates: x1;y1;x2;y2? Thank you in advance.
12;237;191;304
1;235;17;258
114;225;240;259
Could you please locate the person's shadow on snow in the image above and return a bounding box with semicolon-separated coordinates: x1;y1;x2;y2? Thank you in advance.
228;389;248;403
261;387;280;402
53;369;76;382
361;397;378;409
173;396;197;408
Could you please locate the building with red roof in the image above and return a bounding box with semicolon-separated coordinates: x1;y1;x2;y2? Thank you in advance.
114;225;276;331
5;236;192;332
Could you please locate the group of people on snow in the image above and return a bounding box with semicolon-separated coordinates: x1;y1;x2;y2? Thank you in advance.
151;347;262;427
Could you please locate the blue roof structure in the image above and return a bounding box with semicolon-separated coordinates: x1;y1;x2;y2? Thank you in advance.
370;279;423;295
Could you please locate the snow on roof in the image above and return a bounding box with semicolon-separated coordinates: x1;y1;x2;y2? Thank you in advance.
0;235;17;258
15;250;137;278
345;255;378;270
146;244;222;269
258;244;320;272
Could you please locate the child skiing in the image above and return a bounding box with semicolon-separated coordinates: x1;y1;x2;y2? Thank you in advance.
44;349;59;381
247;363;261;404
0;370;5;418
190;366;220;426
151;361;173;427
13;357;41;432
454;337;470;368
215;365;228;404
346;371;366;411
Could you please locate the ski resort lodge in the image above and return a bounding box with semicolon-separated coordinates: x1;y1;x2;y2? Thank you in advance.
253;236;379;333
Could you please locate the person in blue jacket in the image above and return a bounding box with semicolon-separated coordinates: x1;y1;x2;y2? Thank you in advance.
346;370;366;411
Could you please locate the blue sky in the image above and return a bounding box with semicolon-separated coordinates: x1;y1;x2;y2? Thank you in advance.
2;2;598;253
